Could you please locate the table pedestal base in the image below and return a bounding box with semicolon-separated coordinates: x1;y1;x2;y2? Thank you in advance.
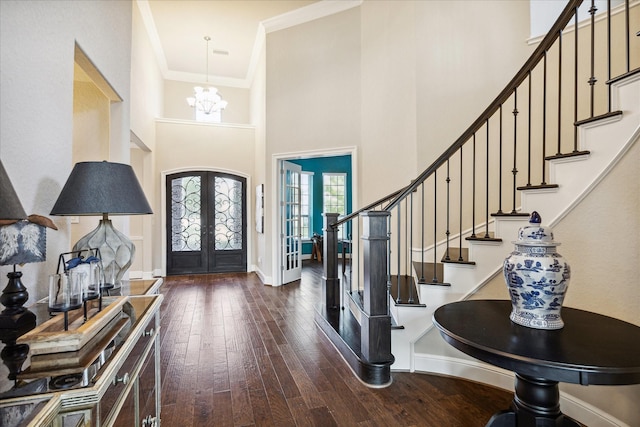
486;374;581;427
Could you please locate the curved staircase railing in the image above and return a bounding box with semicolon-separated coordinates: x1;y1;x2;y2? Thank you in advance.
317;0;639;387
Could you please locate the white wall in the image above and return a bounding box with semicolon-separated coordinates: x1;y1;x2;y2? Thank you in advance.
131;1;164;278
0;0;133;303
250;39;268;278
265;6;362;282
360;0;417;202
416;0;533;168
261;1;533;284
154;120;256;275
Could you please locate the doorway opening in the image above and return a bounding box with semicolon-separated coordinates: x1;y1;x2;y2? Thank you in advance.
276;153;354;285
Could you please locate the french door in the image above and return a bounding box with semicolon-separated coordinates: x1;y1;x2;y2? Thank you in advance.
166;171;247;275
280;161;302;284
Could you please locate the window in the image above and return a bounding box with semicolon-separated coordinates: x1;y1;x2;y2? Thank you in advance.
323;173;346;215
323;173;347;238
300;172;313;239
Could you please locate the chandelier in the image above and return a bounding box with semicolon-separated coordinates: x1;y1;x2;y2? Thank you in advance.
186;36;228;115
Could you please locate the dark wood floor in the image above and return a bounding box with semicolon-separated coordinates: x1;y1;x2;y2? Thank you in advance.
158;261;513;426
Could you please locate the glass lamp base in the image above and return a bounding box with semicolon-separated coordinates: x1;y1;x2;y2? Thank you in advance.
73;218;135;288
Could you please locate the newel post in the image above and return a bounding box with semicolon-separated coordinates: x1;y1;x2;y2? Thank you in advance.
322;213;340;310
361;211;392;363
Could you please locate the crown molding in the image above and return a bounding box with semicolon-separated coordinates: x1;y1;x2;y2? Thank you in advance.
262;0;362;34
136;0;363;89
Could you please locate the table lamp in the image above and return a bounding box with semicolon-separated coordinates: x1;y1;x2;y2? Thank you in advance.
0;160;33;333
0;161;60;387
50;161;152;288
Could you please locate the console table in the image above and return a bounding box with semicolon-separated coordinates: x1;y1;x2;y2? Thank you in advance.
433;300;640;427
0;278;163;426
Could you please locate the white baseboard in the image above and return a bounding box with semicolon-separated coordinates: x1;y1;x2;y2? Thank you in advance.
128;270;157;280
127;270;143;280
253;266;271;285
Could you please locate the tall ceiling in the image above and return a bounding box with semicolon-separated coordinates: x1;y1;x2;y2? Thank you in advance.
139;0;361;88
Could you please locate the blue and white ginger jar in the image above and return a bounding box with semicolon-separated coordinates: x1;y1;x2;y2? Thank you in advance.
503;211;570;330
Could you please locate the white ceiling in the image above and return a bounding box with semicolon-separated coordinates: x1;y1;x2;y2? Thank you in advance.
138;0;362;89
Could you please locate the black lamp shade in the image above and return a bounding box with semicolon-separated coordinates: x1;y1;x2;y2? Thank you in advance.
0;160;27;220
50;161;152;216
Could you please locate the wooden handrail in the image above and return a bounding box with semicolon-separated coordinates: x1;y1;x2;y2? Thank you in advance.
330;185;410;228
385;0;584;210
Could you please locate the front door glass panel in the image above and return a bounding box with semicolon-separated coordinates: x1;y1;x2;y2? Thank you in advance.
214;176;243;251
170;175;202;252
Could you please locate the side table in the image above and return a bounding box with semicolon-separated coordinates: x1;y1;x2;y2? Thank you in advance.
433;300;640;427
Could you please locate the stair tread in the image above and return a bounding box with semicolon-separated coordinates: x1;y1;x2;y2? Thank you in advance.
575;110;622;126
441;247;476;265
412;261;451;286
517;183;559;190
545;150;590;161
389;274;425;306
491;211;530;217
466;232;502;242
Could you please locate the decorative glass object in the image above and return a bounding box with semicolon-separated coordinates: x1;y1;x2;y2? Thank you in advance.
503;211;571;330
85;258;102;301
48;273;82;318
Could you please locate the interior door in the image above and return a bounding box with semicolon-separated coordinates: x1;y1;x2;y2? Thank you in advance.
166;171;246;275
281;161;302;284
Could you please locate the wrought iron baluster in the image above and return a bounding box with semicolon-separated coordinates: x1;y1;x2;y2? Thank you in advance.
497;106;504;215
527;70;532;186
542;53;549;178
484;120;490;236
396;202;402;303
432;170;439;283
355;216;360;292
408;193;414;304
511;88;519;214
573;6;579;152
557;30;563;156
588;0;598;118
445;160;451;261
386;214;392;317
624;0;630;73
471;134;476;238
418;182;426;284
607;0;612;113
458;147;463;261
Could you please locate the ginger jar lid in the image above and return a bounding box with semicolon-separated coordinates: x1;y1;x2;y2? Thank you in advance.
514;211;559;247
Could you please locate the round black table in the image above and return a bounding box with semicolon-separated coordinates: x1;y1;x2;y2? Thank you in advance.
433;300;640;427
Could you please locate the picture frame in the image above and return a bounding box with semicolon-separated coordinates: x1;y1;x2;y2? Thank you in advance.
256;184;264;233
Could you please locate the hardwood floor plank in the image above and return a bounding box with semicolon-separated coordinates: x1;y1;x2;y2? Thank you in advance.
159;263;513;426
319;366;373;424
213;361;230;392
248;386;275;427
269;351;301;399
212;390;234;427
277;345;327;410
308;405;338;427
286;396;315;427
230;379;254;426
193;388;214;426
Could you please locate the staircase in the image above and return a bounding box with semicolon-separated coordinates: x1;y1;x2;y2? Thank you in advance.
315;1;638;425
394;71;640;373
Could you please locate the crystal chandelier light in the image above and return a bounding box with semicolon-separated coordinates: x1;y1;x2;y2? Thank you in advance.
186;36;228;115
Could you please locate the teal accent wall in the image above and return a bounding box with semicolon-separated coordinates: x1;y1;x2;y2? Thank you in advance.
289;155;352;255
